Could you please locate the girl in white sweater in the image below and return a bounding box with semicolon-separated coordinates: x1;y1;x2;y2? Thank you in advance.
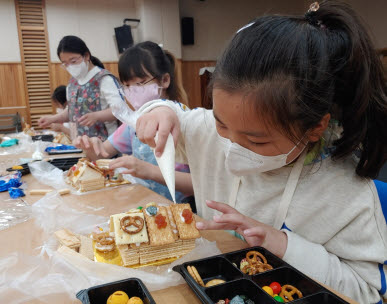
135;1;387;303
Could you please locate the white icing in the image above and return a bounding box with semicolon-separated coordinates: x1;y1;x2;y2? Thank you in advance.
173;229;178;234
135;242;140;247
180;211;186;223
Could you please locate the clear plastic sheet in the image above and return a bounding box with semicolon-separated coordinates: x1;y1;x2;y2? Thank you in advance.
0;198;31;231
110;93;138;129
0;133;32;156
0;192;221;303
29;160;149;195
28;161;68;190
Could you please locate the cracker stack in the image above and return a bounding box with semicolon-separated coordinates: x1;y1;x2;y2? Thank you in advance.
66;159;106;192
109;203;200;267
54;229;81;251
53;132;72;145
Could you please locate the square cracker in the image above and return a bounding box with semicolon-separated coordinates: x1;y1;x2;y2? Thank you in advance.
111;212;148;245
170;204;200;240
54;229;80;250
79;235;94;260
143;206;175;246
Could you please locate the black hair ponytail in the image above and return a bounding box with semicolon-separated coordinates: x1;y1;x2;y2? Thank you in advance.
57;35;105;69
311;1;387;178
164;51;189;105
213;0;387;179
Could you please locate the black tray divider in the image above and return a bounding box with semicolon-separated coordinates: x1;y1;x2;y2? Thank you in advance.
173;246;350;304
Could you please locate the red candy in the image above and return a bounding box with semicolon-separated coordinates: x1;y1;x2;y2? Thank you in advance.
155;214;167;229
182;208;193;224
270;282;281;295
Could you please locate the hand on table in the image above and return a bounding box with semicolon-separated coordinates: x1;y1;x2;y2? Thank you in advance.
38;115;55;128
73;135;110;158
196;200;288;258
109;155;154;179
136;106;180;157
78;112;99;127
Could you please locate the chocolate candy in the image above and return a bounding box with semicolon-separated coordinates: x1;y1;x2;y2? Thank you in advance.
273;295;284;302
270;282;281;295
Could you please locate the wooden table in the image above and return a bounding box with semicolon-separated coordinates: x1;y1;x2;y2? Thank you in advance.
0;153;358;304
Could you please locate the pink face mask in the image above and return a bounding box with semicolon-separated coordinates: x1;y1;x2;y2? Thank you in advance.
123;83;162;110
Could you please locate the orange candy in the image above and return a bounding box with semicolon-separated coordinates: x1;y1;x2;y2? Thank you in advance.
182;209;193;224
155;214;167;228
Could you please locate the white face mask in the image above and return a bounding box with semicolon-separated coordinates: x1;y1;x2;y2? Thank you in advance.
220;136;306;175
66;59;89;80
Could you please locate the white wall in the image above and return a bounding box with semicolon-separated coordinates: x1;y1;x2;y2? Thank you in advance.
136;0;182;58
179;0;306;61
344;0;387;49
0;0;20;62
46;0;139;62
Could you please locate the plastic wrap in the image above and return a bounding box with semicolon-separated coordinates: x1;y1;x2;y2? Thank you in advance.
0;133;32;156
0;198;31;231
110;94;138;129
0;192;221;303
29;160;148;196
28;161;69;190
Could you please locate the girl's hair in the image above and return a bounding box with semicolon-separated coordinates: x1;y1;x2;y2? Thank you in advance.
57;35;104;69
212;0;387;179
118;41;188;105
51;85;67;106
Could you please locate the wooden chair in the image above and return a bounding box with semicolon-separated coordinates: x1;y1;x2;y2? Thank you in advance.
0;114;22;134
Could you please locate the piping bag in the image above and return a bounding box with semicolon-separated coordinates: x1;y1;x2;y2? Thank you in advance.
153;133;176;203
109;93;176;201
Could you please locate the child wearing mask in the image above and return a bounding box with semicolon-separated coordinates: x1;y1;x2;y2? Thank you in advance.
74;41;192;203
38;36;119;140
135;2;387;303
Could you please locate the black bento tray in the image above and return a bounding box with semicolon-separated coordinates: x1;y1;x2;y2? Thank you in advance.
6;157;80;176
173;246;350;304
31;134;54;142
76;277;155;304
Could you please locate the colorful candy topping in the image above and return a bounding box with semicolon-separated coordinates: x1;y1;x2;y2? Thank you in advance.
182;208;193;224
155;214;167;229
262;282;302;302
106;290;129;304
217;295;254;304
269;282;281;295
146;206;158;216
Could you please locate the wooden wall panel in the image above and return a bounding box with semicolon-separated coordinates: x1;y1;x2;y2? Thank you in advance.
181;60;216;109
49;63;70;90
0;63;29;124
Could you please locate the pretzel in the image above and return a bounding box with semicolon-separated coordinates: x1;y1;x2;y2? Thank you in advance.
92;232;114;245
120;215;144;234
247;262;273;274
246;250;267;265
279;284;303;302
